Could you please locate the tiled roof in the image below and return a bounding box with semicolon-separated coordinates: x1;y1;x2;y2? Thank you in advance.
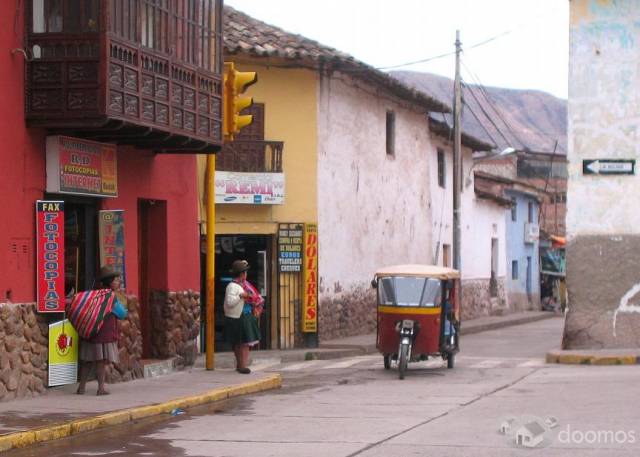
223;6;450;113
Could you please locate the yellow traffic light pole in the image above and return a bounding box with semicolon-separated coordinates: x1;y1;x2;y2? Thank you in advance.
206;62;257;370
205;154;216;370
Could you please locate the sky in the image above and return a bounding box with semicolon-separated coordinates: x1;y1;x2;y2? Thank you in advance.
224;0;569;100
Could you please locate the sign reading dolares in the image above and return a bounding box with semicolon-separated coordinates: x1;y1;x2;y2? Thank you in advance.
36;201;65;313
302;223;318;333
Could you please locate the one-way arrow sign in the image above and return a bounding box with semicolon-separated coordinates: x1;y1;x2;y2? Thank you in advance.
583;159;635;175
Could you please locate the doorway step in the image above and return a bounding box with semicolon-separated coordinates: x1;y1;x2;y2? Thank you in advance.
141;358;177;378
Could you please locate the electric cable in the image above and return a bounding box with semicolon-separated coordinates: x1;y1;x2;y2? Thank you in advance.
461;80;513;147
461;61;531;150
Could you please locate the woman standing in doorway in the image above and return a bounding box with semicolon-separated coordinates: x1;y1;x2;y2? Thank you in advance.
77;266;128;395
224;260;261;374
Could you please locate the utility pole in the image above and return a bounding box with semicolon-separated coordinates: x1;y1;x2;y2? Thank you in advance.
453;30;462;271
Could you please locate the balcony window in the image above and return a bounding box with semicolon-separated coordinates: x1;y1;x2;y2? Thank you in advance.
27;0;224;152
32;0;99;34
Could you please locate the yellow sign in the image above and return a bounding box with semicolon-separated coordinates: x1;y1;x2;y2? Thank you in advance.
302;223;318;333
48;319;79;386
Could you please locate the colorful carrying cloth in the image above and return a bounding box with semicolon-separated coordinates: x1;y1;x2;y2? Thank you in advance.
66;289;116;340
242;280;265;317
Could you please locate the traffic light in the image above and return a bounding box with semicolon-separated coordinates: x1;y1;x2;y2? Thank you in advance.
223;62;258;141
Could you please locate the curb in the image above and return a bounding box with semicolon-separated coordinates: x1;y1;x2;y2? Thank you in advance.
0;374;281;453
460;312;555;336
546;351;640;366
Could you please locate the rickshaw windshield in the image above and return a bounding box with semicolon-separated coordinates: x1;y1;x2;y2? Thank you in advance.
378;276;442;307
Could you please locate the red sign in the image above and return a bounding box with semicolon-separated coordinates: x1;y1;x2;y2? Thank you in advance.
46;136;118;197
36;201;65;313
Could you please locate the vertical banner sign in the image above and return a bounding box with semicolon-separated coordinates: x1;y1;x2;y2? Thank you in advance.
278;223;303;272
99;210;126;288
302;223;318;333
48;319;79;386
36;201;65;313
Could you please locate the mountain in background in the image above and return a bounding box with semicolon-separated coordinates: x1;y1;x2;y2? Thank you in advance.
391;71;567;155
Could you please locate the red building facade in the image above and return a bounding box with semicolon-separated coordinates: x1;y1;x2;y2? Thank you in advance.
0;0;222;400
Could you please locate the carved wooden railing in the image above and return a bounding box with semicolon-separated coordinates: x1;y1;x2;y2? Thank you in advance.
216;141;284;173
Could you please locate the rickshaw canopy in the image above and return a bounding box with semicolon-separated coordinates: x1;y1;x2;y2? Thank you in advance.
374;264;460;280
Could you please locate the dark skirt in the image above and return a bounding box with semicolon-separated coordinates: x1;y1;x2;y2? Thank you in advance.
225;313;260;347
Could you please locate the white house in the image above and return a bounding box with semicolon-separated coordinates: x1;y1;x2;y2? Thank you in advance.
515;421;546;448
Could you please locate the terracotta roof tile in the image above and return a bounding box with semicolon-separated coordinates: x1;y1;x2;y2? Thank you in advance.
223;6;449;113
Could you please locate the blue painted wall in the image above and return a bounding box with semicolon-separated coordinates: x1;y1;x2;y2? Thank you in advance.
505;190;540;308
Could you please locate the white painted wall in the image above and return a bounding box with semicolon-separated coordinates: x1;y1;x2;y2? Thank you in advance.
568;1;640;239
316;73;434;295
428;138;507;280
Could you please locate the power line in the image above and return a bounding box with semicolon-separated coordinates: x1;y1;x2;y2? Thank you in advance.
460;101;500;148
461;61;531;150
461;80;512;147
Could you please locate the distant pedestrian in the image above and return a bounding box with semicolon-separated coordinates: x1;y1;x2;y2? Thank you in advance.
224;260;261;374
76;266;128;395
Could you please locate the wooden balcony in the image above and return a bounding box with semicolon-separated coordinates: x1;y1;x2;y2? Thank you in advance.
25;0;223;153
216;140;284;173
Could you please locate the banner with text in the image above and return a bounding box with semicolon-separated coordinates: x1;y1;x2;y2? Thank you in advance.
302;223;318;333
215;171;284;204
278;223;303;272
99;210;126;288
46;136;118;197
36;201;65;313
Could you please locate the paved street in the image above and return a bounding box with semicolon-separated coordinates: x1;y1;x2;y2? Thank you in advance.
7;317;640;456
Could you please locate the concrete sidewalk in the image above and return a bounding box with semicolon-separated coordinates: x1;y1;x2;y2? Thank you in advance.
0;310;553;453
0;368;281;452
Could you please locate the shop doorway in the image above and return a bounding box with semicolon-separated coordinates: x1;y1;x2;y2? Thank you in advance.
57;198;99;296
214;235;272;351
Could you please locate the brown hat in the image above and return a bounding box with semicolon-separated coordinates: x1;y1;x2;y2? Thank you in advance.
230;260;250;275
99;265;119;280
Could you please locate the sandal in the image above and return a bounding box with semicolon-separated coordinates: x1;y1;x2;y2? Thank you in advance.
76;387;85;395
236;367;251;374
96;390;110;396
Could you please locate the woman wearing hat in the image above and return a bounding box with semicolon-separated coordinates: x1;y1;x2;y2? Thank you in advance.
77;266;128;395
224;260;261;374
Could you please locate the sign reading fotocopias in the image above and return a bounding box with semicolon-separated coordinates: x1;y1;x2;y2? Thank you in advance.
36;201;65;313
46;136;118;197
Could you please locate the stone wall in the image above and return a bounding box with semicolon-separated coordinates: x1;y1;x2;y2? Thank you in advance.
461;278;508;320
319;283;376;341
0;303;48;401
106;295;144;383
149;290;200;367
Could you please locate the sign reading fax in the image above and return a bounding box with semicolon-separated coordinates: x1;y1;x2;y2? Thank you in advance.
215;171;285;204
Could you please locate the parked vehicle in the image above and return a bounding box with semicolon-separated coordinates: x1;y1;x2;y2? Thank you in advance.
371;264;460;379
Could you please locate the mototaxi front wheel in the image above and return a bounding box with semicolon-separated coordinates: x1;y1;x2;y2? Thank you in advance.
398;344;409;380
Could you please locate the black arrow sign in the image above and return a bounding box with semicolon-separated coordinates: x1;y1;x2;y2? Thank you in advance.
583;159;635;175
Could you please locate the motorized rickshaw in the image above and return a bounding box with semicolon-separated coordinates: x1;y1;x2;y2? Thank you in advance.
371;264;461;379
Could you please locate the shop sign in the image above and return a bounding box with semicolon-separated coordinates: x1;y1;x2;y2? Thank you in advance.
302;223;318;333
215;171;284;204
99;210;126;288
278;223;303;272
36;200;65;313
48;319;79;387
46;136;118;197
